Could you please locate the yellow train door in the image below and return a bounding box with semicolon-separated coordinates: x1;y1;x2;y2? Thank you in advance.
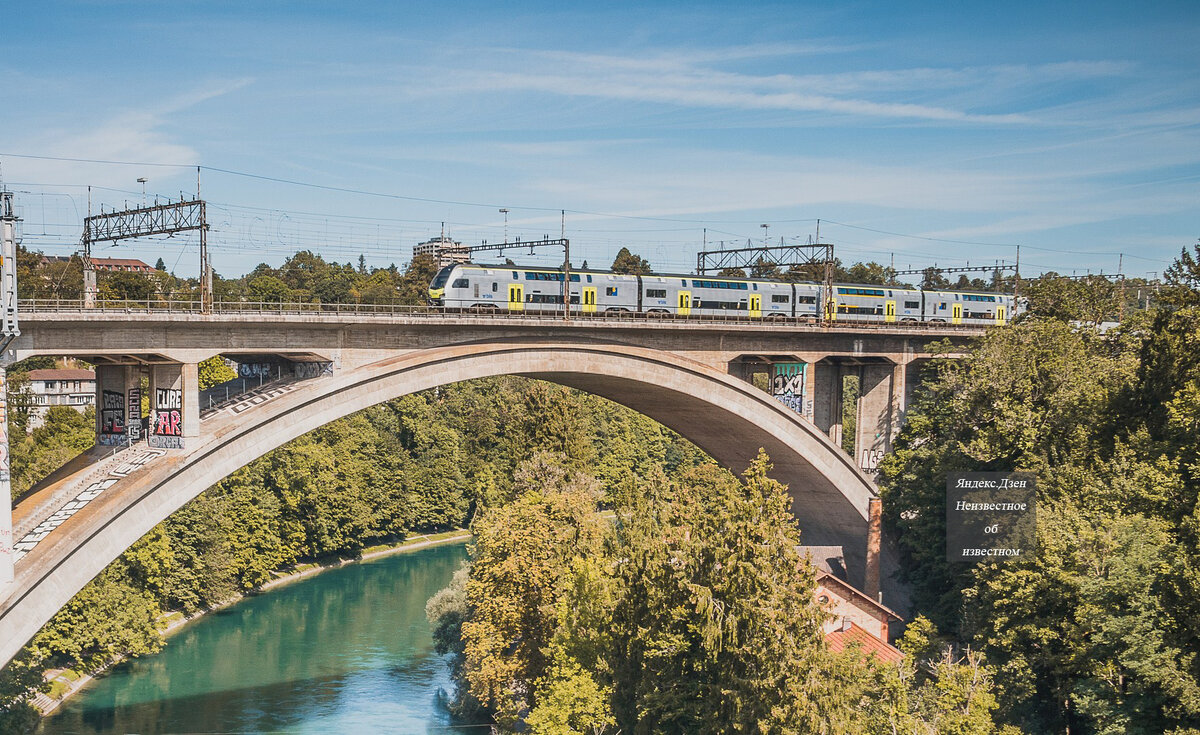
749;294;761;318
885;300;896;322
508;284;524;312
582;287;597;314
952;303;962;324
996;305;1006;324
826;296;837;321
678;290;691;316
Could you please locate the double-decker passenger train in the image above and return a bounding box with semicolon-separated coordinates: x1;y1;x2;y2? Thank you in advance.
428;263;1022;325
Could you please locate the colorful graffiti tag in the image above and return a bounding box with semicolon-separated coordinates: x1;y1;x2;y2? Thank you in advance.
100;389;125;437
771;362;811;419
127;388;141;442
149;388;183;449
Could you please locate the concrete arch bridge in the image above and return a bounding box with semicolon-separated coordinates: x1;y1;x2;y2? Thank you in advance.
0;309;983;668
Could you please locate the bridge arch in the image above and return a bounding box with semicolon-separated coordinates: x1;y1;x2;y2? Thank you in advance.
0;340;889;668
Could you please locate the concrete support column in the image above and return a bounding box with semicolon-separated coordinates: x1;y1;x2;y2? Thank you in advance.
854;363;895;473
124;366;143;444
0;367;12;585
95;364;129;446
182;362;199;439
149;364;185;449
892;361;908;435
812;360;843;446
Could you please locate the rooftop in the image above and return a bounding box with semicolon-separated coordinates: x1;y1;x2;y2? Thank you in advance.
25;369;95;381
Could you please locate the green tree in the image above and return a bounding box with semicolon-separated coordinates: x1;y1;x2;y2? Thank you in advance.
610;248;652;275
197;356;236;390
1161;241;1200;309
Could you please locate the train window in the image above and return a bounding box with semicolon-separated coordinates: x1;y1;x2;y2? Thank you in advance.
606;287;618;296
646;288;667;298
587;275;592;283
939;303;947;310
905;301;919;309
473;283;479;297
452;278;469;289
492;282;498;293
752;283;758;290
512;271;519;279
681;279;688;286
798;296;816;304
771;294;789;303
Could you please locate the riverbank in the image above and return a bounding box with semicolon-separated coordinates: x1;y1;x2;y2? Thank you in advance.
34;530;472;717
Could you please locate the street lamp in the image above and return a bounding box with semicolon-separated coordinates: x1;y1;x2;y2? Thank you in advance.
499;208;509;244
137;177;148;208
761;223;769;243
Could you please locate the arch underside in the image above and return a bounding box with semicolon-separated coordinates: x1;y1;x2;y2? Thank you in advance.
0;341;891;668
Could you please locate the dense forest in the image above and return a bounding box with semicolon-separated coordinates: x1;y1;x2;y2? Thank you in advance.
1;241;1193;733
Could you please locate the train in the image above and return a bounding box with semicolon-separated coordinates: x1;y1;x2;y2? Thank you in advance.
428;262;1022;325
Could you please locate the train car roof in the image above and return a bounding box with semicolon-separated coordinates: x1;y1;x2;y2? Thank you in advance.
453;263;1016;295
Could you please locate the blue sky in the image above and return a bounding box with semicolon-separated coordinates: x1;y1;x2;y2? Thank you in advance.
2;1;1198;279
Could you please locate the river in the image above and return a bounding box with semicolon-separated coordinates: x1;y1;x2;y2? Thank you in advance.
39;541;470;735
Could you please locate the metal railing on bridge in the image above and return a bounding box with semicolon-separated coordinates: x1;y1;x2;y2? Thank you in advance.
20;298;990;331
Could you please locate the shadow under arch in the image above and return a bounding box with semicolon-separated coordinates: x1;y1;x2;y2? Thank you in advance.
0;340;892;668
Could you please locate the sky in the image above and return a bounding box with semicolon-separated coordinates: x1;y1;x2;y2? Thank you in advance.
2;0;1198;280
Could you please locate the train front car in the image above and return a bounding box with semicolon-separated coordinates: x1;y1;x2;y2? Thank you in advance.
428;264;458;306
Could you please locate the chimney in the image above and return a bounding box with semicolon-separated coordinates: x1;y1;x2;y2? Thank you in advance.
864;497;882;600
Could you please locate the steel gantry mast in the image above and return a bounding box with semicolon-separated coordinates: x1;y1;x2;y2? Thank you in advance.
81;179;211;310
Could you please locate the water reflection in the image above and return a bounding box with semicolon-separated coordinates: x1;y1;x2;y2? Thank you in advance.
41;542;468;735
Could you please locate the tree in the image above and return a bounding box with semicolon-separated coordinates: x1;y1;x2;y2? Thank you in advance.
398;254;439;304
749;257;780;279
1022;273;1124;325
459;457;607;727
1161;241;1200;308
610;248;652;275
154;257;166;271
197;356;237;390
922;267;951;290
607;456;842;734
717;267;747;278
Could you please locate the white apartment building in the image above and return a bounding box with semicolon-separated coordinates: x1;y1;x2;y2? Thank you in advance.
25;368;96;429
413;236;470;267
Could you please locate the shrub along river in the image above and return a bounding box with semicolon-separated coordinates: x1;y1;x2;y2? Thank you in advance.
38;541;469;734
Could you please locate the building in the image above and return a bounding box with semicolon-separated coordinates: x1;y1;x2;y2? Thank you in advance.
413;236;470;267
25;368;96;429
802;545;905;663
41;256;155;274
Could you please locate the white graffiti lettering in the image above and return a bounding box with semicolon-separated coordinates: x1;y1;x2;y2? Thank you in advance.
12;449;165;563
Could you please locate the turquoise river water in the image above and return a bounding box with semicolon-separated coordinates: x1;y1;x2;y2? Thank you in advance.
39;541;470;735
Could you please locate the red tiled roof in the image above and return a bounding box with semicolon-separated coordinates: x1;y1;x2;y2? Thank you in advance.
92;257;152;268
826;622;904;664
25;369;95;381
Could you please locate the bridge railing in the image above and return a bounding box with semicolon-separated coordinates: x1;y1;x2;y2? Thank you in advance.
19;298;990;330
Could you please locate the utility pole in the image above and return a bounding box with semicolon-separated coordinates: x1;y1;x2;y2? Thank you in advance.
561;210;570;321
83;187;97;307
0;189;19;585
